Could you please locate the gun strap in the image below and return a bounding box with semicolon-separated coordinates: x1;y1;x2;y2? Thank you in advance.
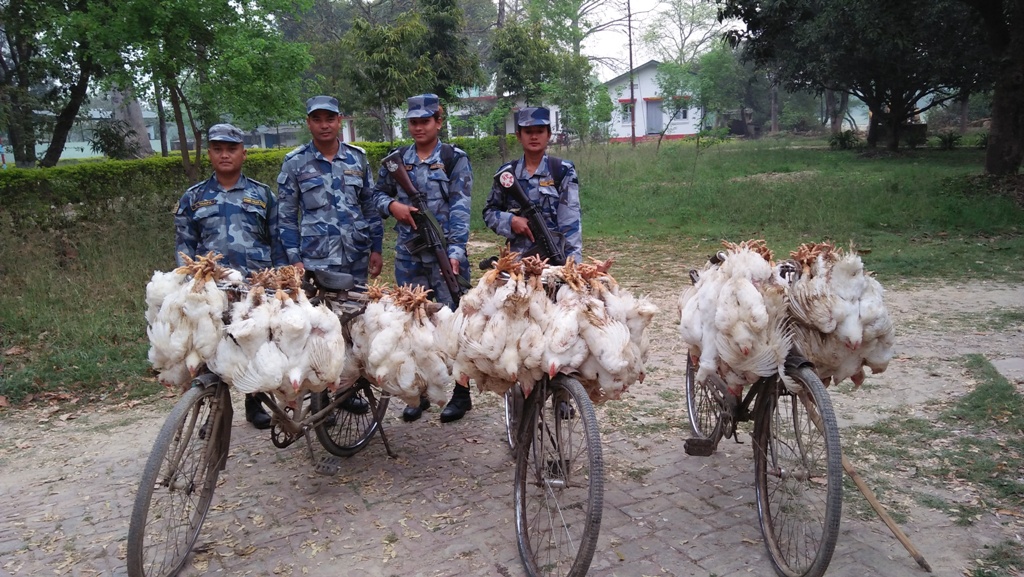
509;155;566;190
398;143;462;203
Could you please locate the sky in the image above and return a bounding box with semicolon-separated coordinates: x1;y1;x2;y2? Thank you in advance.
582;0;665;82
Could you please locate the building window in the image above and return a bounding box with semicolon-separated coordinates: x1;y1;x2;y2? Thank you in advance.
619;102;634;124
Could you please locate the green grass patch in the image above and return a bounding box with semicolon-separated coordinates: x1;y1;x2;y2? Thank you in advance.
972;540;1024;577
943;354;1024;432
3;139;1022;403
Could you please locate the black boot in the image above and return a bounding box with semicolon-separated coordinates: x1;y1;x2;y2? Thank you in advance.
245;394;271;430
340;392;370;414
440;386;472;423
402;396;431;422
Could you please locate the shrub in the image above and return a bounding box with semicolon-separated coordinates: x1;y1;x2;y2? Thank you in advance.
828;129;861;150
87;119;141;160
974;131;989;149
936;130;962;150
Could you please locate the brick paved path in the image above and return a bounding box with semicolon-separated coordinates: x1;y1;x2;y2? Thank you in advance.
0;391;981;577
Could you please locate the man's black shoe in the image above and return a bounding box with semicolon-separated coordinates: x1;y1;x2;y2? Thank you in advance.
440;388;472;423
245;394;271;430
340;393;370;415
402;397;431;422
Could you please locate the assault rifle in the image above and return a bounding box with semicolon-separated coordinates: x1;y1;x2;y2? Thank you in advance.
493;166;567;266
380;149;470;305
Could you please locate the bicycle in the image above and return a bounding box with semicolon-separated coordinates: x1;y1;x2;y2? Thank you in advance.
511;374;604;577
127;270;391;577
684;348;843;577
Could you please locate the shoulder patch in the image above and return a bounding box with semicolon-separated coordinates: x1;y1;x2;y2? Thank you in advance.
247;177;269;189
451;146;467;157
343;142;366;155
283;144;306;160
242;197;267;209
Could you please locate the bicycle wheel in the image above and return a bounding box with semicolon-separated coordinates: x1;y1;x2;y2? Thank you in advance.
504;382;526;455
127;383;229;577
515;376;603;577
752;367;842;577
685;354;723;441
311;382;388;457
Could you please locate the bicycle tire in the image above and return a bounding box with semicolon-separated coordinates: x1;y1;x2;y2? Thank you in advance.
127;383;229;577
311;382;387;457
515;376;603;577
685;354;724;441
504;383;525;455
753;367;842;577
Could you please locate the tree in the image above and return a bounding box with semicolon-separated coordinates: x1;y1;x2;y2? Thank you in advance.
493;20;557;105
958;0;1023;174
117;0;313;180
526;0;630;64
652;61;696;149
691;40;745;129
0;0;122;167
420;0;483;99
642;0;729;65
719;0;991;150
344;14;432;141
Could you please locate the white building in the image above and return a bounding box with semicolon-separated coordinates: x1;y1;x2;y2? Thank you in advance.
602;59;702;143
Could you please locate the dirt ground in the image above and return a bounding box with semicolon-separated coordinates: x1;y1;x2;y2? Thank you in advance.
1;279;1022;576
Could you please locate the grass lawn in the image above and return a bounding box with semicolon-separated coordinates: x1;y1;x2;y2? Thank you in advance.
1;137;1021;402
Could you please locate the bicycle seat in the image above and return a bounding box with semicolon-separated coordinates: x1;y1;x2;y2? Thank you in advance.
479;255;499;270
310;270;355;292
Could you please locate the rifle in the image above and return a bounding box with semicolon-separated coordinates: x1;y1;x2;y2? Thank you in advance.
493;166;567;266
380;149;470;305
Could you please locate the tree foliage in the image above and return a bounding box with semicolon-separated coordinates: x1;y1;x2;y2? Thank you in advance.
493;20;557;105
719;0;992;150
642;0;729;65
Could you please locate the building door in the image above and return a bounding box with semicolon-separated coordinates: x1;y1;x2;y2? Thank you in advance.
646;100;663;134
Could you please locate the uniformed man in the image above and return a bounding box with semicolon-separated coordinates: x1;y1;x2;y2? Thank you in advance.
484;107;584;264
277;95;383;415
371;93;473;423
174;123;285;429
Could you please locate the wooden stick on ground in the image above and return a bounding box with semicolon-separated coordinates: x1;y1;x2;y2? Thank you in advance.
842;454;933;573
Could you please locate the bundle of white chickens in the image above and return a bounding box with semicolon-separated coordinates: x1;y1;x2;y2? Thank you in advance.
343;281;454;407
677;240;792;398
146;257;348;406
785;242;895;388
450;249;657;404
145;252;242;389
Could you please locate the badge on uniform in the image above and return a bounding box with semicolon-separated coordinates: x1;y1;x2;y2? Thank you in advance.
242;198;266;209
191;199;216;210
429;162;445;171
343;169;363;177
539;179;555;187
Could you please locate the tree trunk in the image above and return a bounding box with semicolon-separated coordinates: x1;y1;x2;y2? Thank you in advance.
866;109;881;148
39;56;94;167
886;117;901;151
7;90;37;167
831;92;849;133
770;83;779;133
167;78;199;182
111;86;154;157
154;77;169;157
958;93;970;134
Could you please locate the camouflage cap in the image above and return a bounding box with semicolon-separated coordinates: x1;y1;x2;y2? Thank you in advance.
208;123;244;143
306;95;340;115
405;94;440;119
516;107;551;127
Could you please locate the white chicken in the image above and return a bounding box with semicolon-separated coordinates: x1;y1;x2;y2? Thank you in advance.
678;240;792;398
786;243;895;388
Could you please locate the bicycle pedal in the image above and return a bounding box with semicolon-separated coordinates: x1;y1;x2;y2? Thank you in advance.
683;438;716;457
314;456;342;476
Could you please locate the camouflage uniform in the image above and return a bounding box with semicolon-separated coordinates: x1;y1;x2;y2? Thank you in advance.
372;141;472;309
483;154;583;263
175;173;285;275
276;140;383;285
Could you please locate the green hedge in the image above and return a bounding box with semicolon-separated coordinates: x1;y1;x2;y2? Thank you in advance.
0;135;516;227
